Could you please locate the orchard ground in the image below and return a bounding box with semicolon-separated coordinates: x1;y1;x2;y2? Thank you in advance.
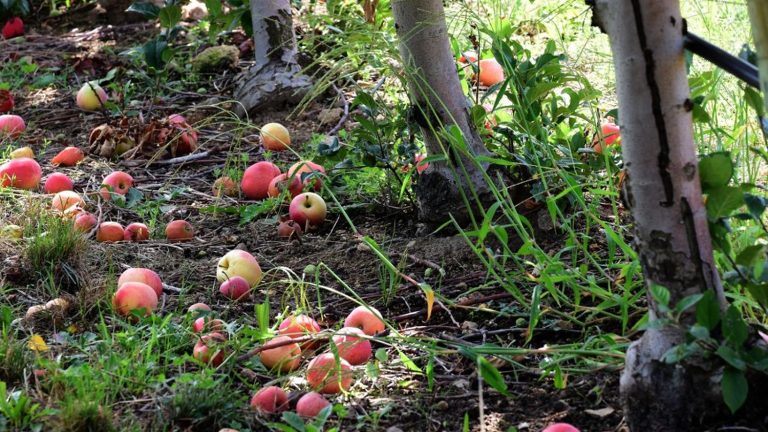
0;2;766;432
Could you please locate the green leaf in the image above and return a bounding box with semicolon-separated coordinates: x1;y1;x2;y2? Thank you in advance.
723;305;748;346
159;5;182;28
698;152;733;190
735;244;765;266
126;1;160;17
706;186;745;218
722;367;748;414
744;85;765;117
746;282;768;310
143;39;169;69
477;355;509;396
649;283;671;307
744;193;767;220
125;187;143;208
397;350;422;373
716;345;747;370
696;291;721;330
673;293;703;315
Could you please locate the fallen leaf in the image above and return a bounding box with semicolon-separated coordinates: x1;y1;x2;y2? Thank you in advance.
28;334;48;352
585;407;615;418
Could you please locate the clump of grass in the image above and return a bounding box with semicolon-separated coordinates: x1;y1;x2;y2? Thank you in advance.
51;396;116;432
0;329;29;385
155;373;246;429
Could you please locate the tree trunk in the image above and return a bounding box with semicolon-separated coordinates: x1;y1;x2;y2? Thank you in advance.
234;0;311;118
391;0;496;225
592;0;728;429
748;1;768;115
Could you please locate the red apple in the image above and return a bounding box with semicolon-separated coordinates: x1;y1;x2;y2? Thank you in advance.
296;392;330;418
458;51;478;63
477;59;505;87
187;303;211;315
250;386;289;414
259;336;302;372
51;191;84;212
277;220;302;240
0;157;40;189
278;315;321;340
594;122;621;154
112;281;158;318
76;82;108;111
74;212;97;232
287;160;325;194
241;161;281;200
1;18;24;39
289;192;327;230
267;173;290;198
0;114;25;139
118;268;162;297
99;171;133;200
216;250;262;287
260;123;291;151
0;90;14;113
414;154;429;174
212;177;238;197
542;424;580;432
306;353;353;394
124;222;150;242
193;332;228;366
343;306;385;336
51;147;85;167
193;317;226;333
165;220;194;242
332;327;372;365
96;222;124;242
219;276;251;301
43;173;74;194
167;114;198;154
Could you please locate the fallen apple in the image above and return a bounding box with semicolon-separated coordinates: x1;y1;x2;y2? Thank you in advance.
287;160;325;194
112;281;158;318
295;392;330;418
593;122;621;154
51;147;85;167
193;332;228;366
187;303;211;315
250;386;289;414
477;59;505;87
9;147;33;159
343;305;385;336
306;353;353;394
99;171;133;200
76;82;108;111
165;220;194;242
167;114;198;154
212;176;238;197
332;327;372;365
216;249;262;287
0;157;40;190
43;173;74;194
1;224;23;239
241;161;281;200
414;153;429;174
118;268;163;297
277;220;302;240
73;212;97;232
0;114;25;139
219;275;250;301
96;222;124;242
289;192;327;230
542;423;580;432
124;222;150;242
259;335;302;372
192;317;226;334
0;89;14;113
1;18;24;39
260;123;291;151
51;191;84;212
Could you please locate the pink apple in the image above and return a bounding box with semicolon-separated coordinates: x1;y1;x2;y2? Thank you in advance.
250;386;289;414
542;423;580;432
289;192;327;230
193;332;228;366
0;157;41;190
344;306;385;336
332;327;372;365
287;160;325;194
260;123;290;151
241;161;281;200
0;114;25;138
99;171;133;200
296;392;330;418
96;222;124;242
219;275;250;301
124;222;150;241
43;173;74;194
278;314;321;339
267;173;290;198
73;212;97;232
216;250;262;287
118;268;163;297
51;191;84;212
259;336;302;372
76;82;108;111
112;281;158;318
193;317;226;333
51;147;85;167
165;220;194;242
187;303;211;315
277;220;302;240
414;154;429;174
306;353;353;394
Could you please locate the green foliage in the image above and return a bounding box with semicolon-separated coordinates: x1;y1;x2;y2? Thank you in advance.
0;0;29;19
128;0;183;70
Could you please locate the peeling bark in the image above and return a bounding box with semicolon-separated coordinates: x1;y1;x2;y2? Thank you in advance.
391;0;497;225
235;0;311;118
593;0;728;429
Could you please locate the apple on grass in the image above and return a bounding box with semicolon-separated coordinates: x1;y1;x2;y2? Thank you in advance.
241;161;281;200
0;114;25;138
187;303;211;315
476;59;505;87
112;282;158;318
344;305;385;336
193;332;228;366
259;335;302;372
306;353;353;394
43;173;74;194
124;223;150;242
166;220;194;242
332;327;372;365
219;275;250;301
51;191;84;212
99;171;133;200
296;392;330;418
118;268;163;297
216;250;262;288
96;222;124;242
250;386;289;414
193;317;226;333
289;192;327;231
9;147;33;159
76;82;108;111
278;314;321;349
0;157;40;190
260;123;291;151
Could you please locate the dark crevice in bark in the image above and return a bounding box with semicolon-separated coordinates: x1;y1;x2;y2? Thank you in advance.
680;197;711;300
630;0;675;208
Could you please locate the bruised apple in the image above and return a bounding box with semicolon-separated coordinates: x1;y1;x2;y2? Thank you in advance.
124;223;150;242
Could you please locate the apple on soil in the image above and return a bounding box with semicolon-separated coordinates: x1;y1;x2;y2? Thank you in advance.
1;224;23;239
289;192;327;231
51;191;84;212
219;275;251;301
332;327;372;365
165;220;194;242
167;114;198;154
287;160;325;194
96;222;124;242
542;423;580;432
260;123;291;151
259;335;302;372
296;392;330;418
0;89;14;113
212;177;238;197
9;147;33;159
306;353;354;394
112;282;158;318
344;305;386;336
277;220;302;240
99;171;133;200
51;147;85;167
74;212;97;232
1;18;24;39
216;250;262;287
241;161;281;200
118;268;163;297
0;114;25;138
193;317;226;333
193;332;228;366
0;157;41;190
43;173;74;194
250;386;289;414
76;82;108;111
124;223;150;242
187;302;211;315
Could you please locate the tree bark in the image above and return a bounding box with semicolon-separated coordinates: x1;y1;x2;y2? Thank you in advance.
235;0;311;118
592;0;728;429
748;1;768;115
391;0;497;225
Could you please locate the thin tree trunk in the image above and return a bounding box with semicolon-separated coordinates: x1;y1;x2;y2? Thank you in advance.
592;0;727;429
235;0;311;117
748;1;768;115
391;0;496;225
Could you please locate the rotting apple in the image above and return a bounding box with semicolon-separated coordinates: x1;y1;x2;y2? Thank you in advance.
167;114;198;155
332;327;372;365
250;386;289;414
43;173;74;194
124;222;150;242
165;220;194;242
241;161;281;200
259;335;302;372
0;114;25;138
343;305;385;336
295;392;331;418
99;171;133;200
76;82;108;111
0;157;40;190
51;147;85;167
212;176;238;197
277;220;302;240
112;281;158;318
118;268;163;297
289;192;327;230
193;332;228;366
306;353;353;394
260;123;291;151
216;249;262;287
96;222;124;242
